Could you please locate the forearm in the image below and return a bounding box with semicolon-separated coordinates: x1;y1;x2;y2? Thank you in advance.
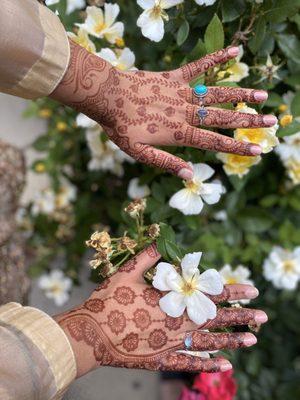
50;39;113;123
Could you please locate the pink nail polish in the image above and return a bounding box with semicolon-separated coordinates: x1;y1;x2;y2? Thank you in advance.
228;47;239;57
263;115;278;126
254;91;268;102
245;286;259;299
178;168;194;180
244;333;257;347
250;144;262;155
254;311;268;324
220;361;232;372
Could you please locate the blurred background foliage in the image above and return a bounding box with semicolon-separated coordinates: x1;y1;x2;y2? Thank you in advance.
23;0;300;398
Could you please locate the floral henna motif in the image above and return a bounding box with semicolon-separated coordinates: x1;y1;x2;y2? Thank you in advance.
122;333;139;352
84;299;105;313
119;258;137;273
50;42;273;177
107;310;126;335
164;315;184;331
133;309;151;331
142;287;162;307
113;286;136;305
148;329;168;350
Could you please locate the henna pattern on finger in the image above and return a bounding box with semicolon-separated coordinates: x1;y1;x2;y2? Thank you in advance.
189;332;248;351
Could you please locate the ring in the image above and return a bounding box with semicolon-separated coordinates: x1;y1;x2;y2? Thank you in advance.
184;333;193;350
193;84;208;125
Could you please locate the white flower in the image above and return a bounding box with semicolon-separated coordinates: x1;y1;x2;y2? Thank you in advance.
234;104;279;153
153;252;223;325
169;163;225;215
97;48;137;71
31;181;76;216
219;264;254;304
263;246;300;290
77;5;124;43
194;0;217;5
85;131;134;176
38;270;72;306
128;178;151;199
219;46;249;83
216;152;261;178
66;0;85;14
137;0;183;42
213;210;227;221
45;0;59;5
76;113;98;129
275;132;300;163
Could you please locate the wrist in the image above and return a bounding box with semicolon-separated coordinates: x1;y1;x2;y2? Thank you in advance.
54;308;98;378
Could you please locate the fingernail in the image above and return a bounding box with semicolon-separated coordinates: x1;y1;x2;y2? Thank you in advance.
178;168;194;180
244;333;257;347
263;115;278;126
254;311;268;324
250;144;262;155
245;286;259;299
228;46;239;57
254;90;268;102
220;361;232;372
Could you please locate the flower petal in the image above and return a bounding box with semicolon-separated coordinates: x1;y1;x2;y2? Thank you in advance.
161;0;184;9
185;291;217;325
197;269;224;295
200;182;224;204
137;0;156;9
159;291;186;318
104;3;120;26
97;48;117;64
192;163;215;182
137;11;165;42
181;252;202;281
169;189;203;215
153;262;182;291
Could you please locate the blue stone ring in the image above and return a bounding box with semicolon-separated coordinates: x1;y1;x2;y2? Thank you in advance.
184;333;193;350
193;84;208;124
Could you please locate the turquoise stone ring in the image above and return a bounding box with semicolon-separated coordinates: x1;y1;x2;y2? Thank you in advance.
193;84;208;97
184;333;193;350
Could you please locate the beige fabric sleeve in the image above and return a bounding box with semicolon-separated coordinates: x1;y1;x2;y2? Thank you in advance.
0;302;76;400
0;0;70;99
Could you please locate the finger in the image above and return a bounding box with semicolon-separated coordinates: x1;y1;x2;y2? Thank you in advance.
118;243;161;280
153;353;232;372
208;284;259;303
133;143;194;180
174;124;262;156
173;46;240;83
186;105;278;129
187;331;257;351
201;307;268;329
179;87;268;106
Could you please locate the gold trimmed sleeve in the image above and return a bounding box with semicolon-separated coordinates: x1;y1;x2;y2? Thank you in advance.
0;303;76;400
0;0;70;100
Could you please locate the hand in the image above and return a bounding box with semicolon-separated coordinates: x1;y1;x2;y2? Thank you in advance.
56;244;267;378
51;41;277;180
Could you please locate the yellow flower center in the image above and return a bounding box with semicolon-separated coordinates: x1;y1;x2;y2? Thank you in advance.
226;277;238;284
282;260;296;273
280;114;293;127
115;37;125;47
35;163;46;173
236;127;266;144
95;22;107;34
278;104;288;113
181;278;197;296
151;3;169;20
50;284;63;295
184;180;201;194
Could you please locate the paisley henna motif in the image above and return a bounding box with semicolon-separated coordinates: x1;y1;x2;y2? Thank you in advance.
50;42;276;177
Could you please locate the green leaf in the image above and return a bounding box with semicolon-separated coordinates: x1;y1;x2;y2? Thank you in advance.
221;0;246;22
177;20;190;46
291;91;300;116
156;223;182;262
236;208;274;233
204;14;224;53
264;0;300;23
277;121;300;137
277;34;300;64
249;17;267;54
187;39;207;62
265;92;282;108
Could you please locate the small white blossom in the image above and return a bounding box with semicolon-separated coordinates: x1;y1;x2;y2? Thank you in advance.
127;178;151;199
38;270;72;306
219;46;249;83
275;132;300;163
76;113;98;129
169;163;225;215
153;252;223;325
97;48;137;71
45;0;59;5
77;4;124;43
263;246;300;290
213;210;227;221
137;0;183;42
219;264;254;304
194;0;217;5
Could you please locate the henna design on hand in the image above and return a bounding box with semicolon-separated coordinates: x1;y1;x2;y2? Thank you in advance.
56;245;267;377
50;43;277;177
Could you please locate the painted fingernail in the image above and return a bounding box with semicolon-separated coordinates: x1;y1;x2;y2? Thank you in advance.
254;311;268;324
228;46;239;57
254;90;268;102
250;144;262;155
263;115;278;126
220;361;233;372
244;333;257;347
178;168;194;180
245;286;259;299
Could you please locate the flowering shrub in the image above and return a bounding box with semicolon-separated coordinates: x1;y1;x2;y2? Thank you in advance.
23;0;300;398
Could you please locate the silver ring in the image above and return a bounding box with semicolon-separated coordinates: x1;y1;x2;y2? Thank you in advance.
184;333;193;350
